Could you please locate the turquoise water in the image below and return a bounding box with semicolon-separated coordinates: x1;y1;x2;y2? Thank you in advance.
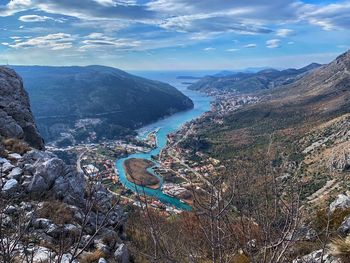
115;72;212;210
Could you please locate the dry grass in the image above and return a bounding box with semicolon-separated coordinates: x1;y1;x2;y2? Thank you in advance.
331;236;350;262
101;231;119;248
232;252;250;263
37;201;75;225
79;249;106;263
313;208;350;234
287;241;321;261
2;138;30;154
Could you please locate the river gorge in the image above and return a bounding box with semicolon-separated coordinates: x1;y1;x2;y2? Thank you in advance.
115;72;213;210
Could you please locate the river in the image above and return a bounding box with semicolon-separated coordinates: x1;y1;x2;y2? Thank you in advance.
115;71;214;210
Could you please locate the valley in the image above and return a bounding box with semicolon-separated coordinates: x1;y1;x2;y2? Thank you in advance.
12;66;194;146
1;50;350;262
45;73;268;216
1;1;350;262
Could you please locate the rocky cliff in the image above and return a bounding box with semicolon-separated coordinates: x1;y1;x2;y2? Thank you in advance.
0;67;128;262
0;66;44;149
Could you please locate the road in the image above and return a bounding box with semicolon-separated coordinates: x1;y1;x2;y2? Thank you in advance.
76;149;88;173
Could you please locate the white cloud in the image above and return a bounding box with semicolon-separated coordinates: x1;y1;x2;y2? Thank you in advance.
1;0;349;37
19;14;63;22
80;33;141;51
226;48;239;52
300;2;350;31
0;0;32;16
8;33;74;50
93;0;117;7
276;28;294;37
86;33;106;39
266;39;281;48
92;0;136;7
159;11;273;35
203;47;215;51
244;44;257;48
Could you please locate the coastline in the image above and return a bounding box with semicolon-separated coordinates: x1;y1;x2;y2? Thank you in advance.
114;74;212;210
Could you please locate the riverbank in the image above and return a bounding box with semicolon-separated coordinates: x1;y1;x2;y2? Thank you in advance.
114;73;213;211
124;158;161;189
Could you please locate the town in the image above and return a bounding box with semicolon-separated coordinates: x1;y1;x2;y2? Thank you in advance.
46;92;259;216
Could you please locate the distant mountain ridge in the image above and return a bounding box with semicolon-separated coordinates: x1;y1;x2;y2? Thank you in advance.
189;63;323;93
191;50;350;162
11;65;194;145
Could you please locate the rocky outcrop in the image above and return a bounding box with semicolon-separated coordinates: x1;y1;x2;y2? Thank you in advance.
0;66;44;149
114;243;129;263
23;151;86;206
329;194;350;213
0;66;129;262
1;150;85;205
338;215;350;236
293;249;340;263
0;148;127;263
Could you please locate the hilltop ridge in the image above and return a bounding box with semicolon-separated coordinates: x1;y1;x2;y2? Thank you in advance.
189;62;323;93
12;65;194;145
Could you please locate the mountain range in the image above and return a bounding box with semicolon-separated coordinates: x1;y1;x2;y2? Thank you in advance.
1;49;350;263
189;63;322;93
11;65;194;145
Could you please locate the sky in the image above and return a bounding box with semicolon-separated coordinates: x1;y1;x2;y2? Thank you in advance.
0;0;349;70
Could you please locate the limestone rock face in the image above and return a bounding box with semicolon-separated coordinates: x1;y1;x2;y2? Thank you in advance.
293;249;340;263
24;151;86;206
329;194;350;213
2;179;19;193
0;67;44;149
114;243;129;263
338;215;350;235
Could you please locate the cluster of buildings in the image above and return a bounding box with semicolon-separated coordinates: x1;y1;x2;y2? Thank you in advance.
162;183;188;197
81;155;119;183
212;94;260;114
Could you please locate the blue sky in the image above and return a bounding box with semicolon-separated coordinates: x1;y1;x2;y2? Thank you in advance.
0;0;349;70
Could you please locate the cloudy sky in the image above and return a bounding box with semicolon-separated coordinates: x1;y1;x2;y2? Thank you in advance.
0;0;349;70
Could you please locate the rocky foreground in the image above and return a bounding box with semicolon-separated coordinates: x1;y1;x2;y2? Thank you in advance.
0;66;129;263
1;146;129;263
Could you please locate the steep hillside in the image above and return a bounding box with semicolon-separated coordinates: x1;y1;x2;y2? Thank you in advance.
12;66;194;145
189;63;322;93
200;52;348;143
171;49;350;263
184;50;350;195
0;67;44;149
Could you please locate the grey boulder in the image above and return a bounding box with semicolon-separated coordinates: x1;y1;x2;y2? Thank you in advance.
114;243;129;263
330;194;350;213
8;167;23;180
2;179;19;193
